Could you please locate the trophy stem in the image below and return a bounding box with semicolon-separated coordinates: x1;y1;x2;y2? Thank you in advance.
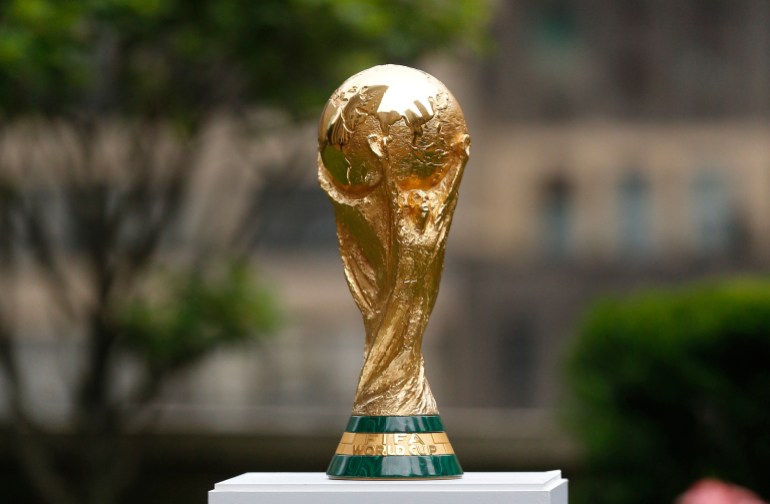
327;415;463;479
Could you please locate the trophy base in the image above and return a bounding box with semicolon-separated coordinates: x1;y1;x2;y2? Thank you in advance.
327;415;463;479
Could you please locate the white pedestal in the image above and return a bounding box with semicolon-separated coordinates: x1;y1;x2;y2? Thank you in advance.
209;471;568;504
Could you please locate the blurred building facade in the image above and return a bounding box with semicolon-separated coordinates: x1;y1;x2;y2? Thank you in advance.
437;0;770;411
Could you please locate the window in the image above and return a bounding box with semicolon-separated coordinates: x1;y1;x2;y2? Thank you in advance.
497;313;537;408
533;2;578;51
529;1;582;119
618;170;651;259
613;0;652;109
541;175;573;260
693;169;731;257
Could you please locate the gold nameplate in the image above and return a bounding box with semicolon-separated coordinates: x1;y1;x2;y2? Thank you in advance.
335;432;455;456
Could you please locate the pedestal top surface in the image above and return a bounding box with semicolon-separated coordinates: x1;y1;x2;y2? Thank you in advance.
214;471;564;493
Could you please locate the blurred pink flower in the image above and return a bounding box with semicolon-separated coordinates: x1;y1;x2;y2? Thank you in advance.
678;479;766;504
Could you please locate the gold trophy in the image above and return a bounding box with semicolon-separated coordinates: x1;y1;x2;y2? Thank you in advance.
318;64;470;479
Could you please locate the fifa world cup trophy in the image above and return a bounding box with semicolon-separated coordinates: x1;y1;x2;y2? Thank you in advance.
318;65;470;479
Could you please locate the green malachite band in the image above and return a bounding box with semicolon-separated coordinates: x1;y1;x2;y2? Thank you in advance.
327;454;463;479
345;415;445;433
329;415;461;478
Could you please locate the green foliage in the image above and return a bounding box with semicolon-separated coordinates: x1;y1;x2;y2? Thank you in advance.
565;279;770;504
0;0;490;121
116;262;280;377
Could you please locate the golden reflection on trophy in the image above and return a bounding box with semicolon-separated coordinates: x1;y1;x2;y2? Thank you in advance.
317;65;470;416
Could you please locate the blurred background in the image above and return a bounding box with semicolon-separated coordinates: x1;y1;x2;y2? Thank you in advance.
1;1;769;503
